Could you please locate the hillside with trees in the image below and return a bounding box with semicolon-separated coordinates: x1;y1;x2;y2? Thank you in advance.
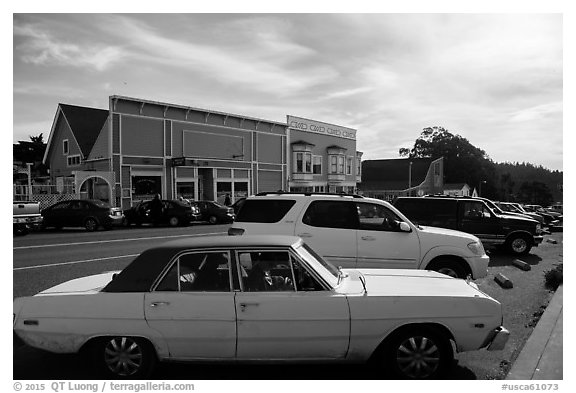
399;126;562;206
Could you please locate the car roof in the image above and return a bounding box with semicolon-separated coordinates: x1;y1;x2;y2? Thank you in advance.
158;235;302;249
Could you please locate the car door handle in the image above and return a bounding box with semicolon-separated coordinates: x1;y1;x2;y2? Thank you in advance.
361;236;377;241
239;302;259;311
297;233;313;238
150;301;170;307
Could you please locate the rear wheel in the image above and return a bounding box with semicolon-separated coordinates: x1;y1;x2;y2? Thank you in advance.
84;217;99;232
168;216;180;227
208;215;218;224
92;336;156;379
380;326;453;379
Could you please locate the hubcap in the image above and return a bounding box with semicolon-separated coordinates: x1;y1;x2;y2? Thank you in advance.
86;220;97;231
170;217;178;226
396;336;440;379
512;238;527;253
104;337;143;377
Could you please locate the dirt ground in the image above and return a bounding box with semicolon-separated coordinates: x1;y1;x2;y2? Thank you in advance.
453;231;563;379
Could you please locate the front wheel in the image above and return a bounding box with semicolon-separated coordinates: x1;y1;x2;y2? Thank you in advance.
381;327;453;379
84;217;99;232
208;215;218;224
506;235;532;255
92;336;156;379
428;260;467;279
168;216;180;227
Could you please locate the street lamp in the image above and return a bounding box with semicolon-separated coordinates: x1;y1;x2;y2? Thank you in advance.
479;180;487;197
408;161;413;196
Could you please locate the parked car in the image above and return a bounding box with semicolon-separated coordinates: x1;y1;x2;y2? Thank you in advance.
123;199;200;227
524;204;561;225
230;197;246;215
13;201;43;236
394;196;543;256
13;235;509;379
41;199;123;231
191;200;235;224
228;192;489;279
494;201;545;225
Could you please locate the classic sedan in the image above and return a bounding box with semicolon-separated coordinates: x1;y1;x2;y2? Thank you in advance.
13;236;509;380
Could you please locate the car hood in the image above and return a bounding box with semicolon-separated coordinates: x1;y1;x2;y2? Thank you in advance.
37;271;120;296
417;225;479;242
339;269;489;299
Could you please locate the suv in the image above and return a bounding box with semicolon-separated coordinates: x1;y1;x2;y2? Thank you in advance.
394;196;543;256
228;192;489;279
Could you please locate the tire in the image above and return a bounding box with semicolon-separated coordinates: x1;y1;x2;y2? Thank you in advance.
168;216;180;227
14;224;28;236
92;336;156;379
84;217;99;232
208;215;218;224
506;235;532;255
428;259;467;279
381;326;453;379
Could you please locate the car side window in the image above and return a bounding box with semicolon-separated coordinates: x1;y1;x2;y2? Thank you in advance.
302;201;358;229
69;201;83;210
462;202;491;219
357;203;403;232
292;257;325;292
155;251;231;292
238;251;296;292
51;202;71;210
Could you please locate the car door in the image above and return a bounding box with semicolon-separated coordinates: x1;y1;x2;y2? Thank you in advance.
458;201;503;245
43;201;71;227
234;249;350;360
293;200;358;268
355;201;420;269
144;250;237;359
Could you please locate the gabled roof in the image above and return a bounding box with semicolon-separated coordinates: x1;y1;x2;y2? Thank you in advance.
58;104;109;157
360;158;438;191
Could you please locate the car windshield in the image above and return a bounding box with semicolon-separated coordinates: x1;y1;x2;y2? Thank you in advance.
482;199;502;215
294;242;339;288
211;201;225;208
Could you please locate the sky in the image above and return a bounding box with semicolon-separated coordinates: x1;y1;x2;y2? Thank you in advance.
12;12;564;171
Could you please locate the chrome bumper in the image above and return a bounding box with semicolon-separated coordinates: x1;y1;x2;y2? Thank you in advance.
487;326;510;351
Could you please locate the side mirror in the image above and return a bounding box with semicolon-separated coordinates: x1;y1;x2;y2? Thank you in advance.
399;222;411;232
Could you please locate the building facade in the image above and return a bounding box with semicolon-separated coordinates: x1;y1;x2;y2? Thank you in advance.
43;96;361;209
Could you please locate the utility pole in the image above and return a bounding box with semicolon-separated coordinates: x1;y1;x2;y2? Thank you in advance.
26;162;33;200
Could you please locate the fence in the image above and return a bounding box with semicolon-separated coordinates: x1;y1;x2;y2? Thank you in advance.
13;184;77;209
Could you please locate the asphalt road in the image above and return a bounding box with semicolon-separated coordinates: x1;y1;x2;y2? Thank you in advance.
13;226;563;380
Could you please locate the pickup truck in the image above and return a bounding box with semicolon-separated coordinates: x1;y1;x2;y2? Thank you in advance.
13;201;43;236
394;196;543;256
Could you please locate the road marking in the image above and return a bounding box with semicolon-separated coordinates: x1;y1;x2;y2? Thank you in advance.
13;232;227;250
13;254;139;271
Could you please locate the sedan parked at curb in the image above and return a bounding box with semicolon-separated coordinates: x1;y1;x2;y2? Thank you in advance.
13;235;509;380
191;200;235;224
123;200;201;227
41;199;123;231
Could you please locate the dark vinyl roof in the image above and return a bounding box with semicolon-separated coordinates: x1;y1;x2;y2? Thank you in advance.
360;158;434;191
59;104;109;157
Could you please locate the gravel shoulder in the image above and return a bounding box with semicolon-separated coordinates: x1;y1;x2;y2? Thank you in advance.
453;231;563;379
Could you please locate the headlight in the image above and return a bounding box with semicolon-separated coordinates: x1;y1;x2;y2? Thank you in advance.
467;241;485;255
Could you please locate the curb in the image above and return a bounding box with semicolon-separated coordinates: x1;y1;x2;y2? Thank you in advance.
506;285;563;380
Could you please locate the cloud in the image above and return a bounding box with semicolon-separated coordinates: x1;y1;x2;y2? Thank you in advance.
14;23;125;71
100;15;339;95
509;102;563;122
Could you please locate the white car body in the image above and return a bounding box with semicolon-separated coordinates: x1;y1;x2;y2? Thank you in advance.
229;194;489;279
13;236;507;379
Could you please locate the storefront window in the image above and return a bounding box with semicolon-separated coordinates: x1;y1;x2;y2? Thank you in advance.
216;182;232;205
132;176;161;202
234;182;249;200
177;182;196;201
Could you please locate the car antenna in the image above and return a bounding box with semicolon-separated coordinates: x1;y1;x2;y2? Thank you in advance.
358;273;367;295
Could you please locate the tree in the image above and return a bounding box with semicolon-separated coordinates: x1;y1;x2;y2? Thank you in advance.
13;133;49;178
518;181;554;206
399;126;497;198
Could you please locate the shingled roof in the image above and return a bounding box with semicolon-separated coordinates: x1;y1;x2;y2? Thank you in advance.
360;158;435;191
59;103;109;157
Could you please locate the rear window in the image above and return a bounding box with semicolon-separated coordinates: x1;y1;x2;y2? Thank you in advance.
235;199;296;223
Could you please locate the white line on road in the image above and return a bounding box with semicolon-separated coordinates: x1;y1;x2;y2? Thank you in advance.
13;232;227;250
13;254;139;271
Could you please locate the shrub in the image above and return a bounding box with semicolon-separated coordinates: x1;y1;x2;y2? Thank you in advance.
544;263;563;290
